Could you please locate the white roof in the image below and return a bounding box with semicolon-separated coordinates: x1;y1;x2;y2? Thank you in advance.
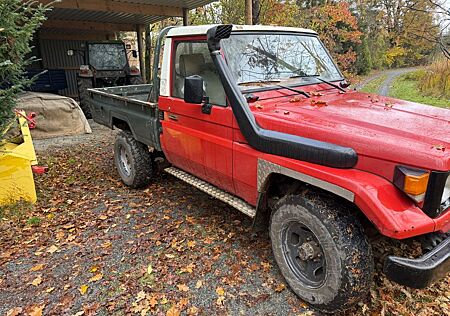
166;24;317;37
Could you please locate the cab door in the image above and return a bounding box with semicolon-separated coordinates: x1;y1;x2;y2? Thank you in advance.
159;39;235;194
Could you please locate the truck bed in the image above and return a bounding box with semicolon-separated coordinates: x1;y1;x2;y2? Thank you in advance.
88;84;161;150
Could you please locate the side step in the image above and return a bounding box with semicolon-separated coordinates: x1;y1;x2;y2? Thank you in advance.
164;167;256;218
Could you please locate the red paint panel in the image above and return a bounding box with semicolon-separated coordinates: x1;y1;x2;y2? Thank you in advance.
159;97;235;193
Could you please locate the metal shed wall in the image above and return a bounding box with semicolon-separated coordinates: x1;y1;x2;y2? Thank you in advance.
40;39;86;98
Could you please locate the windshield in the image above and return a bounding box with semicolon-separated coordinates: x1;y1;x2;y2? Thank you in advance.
221;33;342;85
88;43;128;71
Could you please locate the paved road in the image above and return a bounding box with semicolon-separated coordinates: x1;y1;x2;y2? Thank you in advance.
357;67;417;96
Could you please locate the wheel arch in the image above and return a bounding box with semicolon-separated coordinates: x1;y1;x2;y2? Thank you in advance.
253;159;436;239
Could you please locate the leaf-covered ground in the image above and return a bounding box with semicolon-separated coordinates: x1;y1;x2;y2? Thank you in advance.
1;128;449;316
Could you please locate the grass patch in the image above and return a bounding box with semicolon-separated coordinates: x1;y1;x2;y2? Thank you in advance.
26;216;42;226
389;71;450;108
360;75;388;94
0;200;33;221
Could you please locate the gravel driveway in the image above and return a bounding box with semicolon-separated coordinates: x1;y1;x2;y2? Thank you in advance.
1;122;449;316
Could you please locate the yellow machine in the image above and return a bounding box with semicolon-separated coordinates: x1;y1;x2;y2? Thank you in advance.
0;111;43;205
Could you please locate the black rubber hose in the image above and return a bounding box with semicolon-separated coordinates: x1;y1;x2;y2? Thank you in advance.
207;25;358;169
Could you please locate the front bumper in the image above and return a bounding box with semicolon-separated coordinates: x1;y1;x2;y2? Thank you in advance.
383;234;450;288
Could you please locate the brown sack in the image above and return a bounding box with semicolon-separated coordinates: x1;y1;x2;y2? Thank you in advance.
16;92;92;139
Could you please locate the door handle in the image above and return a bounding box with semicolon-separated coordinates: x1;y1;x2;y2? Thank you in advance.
168;113;178;121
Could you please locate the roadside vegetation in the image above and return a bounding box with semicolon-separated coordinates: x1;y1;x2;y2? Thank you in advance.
360;75;388;94
419;58;450;100
390;70;449;108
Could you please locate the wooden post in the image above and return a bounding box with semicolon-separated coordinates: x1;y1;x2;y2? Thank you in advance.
182;8;189;26
245;0;252;25
136;24;146;83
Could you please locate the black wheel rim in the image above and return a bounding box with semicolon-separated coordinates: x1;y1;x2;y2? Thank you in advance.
281;221;326;288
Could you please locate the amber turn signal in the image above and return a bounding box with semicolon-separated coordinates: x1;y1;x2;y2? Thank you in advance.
394;166;430;202
404;173;429;195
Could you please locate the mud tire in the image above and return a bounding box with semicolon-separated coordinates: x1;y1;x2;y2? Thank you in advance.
114;131;153;188
77;77;93;119
270;192;373;313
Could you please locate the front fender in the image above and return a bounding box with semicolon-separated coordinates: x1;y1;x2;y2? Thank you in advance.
257;157;438;239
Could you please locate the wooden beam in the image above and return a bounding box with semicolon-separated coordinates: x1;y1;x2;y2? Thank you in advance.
245;0;252;25
182;8;189;26
136;24;146;83
39;32;112;41
43;20;136;32
39;0;182;17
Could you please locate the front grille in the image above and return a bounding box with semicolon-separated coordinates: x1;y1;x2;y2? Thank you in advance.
423;171;450;218
440;175;450;213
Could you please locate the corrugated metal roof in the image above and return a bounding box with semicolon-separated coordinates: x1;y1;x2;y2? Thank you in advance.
44;0;216;27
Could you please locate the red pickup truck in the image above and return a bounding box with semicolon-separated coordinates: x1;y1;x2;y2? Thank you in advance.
88;24;450;313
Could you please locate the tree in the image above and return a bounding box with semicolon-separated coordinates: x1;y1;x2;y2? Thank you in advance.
301;2;363;75
0;0;50;133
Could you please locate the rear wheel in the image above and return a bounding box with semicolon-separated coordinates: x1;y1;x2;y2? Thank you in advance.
270;193;373;313
114;131;153;188
77;77;93;119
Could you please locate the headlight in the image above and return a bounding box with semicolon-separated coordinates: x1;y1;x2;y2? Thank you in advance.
394;166;430;202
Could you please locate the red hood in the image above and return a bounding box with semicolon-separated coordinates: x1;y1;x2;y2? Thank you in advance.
250;87;450;176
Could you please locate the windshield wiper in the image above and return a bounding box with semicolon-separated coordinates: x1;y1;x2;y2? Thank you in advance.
238;79;281;85
276;84;310;98
290;74;346;92
238;80;310;98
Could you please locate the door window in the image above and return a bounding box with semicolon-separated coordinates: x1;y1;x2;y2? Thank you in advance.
172;41;226;106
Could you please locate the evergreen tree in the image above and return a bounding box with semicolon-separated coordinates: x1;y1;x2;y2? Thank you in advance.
0;0;50;134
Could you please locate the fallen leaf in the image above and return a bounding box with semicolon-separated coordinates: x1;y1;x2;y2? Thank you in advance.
45;287;55;293
28;304;45;316
216;296;225;306
177;284;189;292
101;241;112;248
89;273;103;282
165;254;175;259
149;295;158;308
289;96;302;102
310;99;328;107
195;280;203;289
188;306;199;315
187;240;196;248
47;245;58;254
216;287;225;296
311;91;324;96
432;144;446;151
255;103;264;109
99;215;108;220
79;284;88;295
166;306;180;316
147;264;153;275
6;307;22;316
275;283;286;292
30;264;44;272
31;275;42;286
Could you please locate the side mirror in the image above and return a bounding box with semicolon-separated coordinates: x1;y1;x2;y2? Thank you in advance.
339;80;350;89
184;75;204;104
67;49;74;56
132;50;138;58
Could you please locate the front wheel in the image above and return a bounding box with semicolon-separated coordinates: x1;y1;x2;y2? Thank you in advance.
270;193;374;313
114;131;153;188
